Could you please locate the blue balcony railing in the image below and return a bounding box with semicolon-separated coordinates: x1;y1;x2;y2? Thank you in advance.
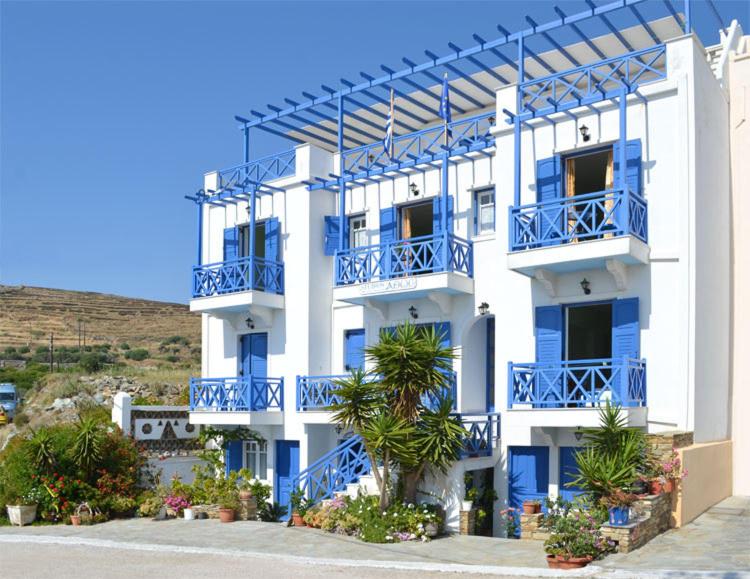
507;358;647;409
213;149;296;195
342;112;494;175
297;373;457;411
335;233;472;285
192;256;284;298
296;375;345;411
190;376;284;412
509;188;647;252
458;412;501;458
517;45;667;120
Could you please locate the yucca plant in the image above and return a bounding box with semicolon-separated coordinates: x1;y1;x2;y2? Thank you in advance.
72;417;104;479
27;429;58;472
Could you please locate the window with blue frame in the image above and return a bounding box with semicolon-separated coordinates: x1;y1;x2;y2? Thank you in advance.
474;188;495;235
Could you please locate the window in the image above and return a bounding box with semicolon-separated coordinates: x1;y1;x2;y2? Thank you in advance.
474;188;495;235
243;440;268;480
349;215;367;248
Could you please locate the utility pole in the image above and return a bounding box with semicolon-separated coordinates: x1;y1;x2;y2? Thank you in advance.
78;319;82;351
49;333;54;373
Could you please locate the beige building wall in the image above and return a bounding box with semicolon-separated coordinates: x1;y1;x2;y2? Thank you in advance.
730;35;750;496
674;441;733;526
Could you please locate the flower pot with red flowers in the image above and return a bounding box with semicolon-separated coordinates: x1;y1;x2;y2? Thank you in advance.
544;508;614;568
522;499;541;515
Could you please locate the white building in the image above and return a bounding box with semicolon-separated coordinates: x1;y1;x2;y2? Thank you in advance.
187;1;748;534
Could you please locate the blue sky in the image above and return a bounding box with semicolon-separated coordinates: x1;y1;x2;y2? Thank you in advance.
1;0;747;304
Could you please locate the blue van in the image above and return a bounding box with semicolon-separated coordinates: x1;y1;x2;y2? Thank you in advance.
0;383;18;421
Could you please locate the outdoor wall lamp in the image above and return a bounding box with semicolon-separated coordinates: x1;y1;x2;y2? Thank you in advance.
408;305;419;320
488;115;496;125
580;278;591;295
478;302;490;316
579;124;591;142
368;153;374;163
409;182;420;196
245;316;255;329
575;427;584;442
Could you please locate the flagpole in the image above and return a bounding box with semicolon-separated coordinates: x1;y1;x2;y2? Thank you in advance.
389;88;395;159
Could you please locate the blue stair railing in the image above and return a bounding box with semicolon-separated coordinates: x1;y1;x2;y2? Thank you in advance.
292;435;371;504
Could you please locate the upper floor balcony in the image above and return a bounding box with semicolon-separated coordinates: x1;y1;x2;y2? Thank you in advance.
296;372;457;422
507;186;649;277
506;357;647;428
189;375;284;426
192;256;284;299
332;232;474;304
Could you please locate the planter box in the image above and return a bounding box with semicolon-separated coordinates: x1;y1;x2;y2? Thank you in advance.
608;506;631;526
7;505;37;526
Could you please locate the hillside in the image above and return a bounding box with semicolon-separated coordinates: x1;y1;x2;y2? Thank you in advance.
0;285;200;357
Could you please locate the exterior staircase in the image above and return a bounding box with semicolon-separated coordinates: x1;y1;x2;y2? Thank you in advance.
292;435;371;505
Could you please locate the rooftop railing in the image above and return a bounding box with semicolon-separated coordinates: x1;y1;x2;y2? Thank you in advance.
517;45;667;120
213;149;296;195
341;111;494;176
190;376;284;412
192;256;284;298
509;188;647;251
335;232;472;286
508;358;647;409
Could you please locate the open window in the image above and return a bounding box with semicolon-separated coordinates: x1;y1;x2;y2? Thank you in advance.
400;201;433;240
563;148;615;242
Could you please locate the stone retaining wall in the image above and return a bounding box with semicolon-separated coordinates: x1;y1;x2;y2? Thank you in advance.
600;493;671;553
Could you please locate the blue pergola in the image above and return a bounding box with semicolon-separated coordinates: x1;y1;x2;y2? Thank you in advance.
192;0;731;260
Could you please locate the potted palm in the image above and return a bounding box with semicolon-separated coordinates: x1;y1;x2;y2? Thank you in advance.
7;488;42;526
289;488;309;527
218;490;239;523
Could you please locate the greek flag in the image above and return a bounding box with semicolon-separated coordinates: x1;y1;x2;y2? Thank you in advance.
439;73;452;144
383;88;394;159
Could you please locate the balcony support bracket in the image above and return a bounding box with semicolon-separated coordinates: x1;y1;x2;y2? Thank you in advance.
427;291;452;316
534;269;558;297
364;299;388;322
606;259;628;291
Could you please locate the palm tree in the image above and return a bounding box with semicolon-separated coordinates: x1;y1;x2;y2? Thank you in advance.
366;322;454;423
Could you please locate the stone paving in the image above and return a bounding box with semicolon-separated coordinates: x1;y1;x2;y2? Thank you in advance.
601;495;750;574
1;496;748;577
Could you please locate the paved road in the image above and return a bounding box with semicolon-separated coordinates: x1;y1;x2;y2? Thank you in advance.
0;542;534;579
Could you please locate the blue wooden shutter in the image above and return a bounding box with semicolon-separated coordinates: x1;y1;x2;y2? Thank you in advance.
535;306;563;364
613;139;643;196
433;321;451;348
380;207;397;243
508;446;550;535
559;447;584;502
223;226;239;261
536;156;562;245
225;440;244;476
324;216;339;256
535;305;563;406
250;333;268;411
265;218;280;262
344;329;365;372
612;298;640;359
432;196;455;234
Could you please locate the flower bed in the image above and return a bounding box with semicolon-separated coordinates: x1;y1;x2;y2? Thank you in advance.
302;495;441;543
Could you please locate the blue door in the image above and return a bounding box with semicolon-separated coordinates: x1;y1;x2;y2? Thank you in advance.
275;440;300;519
240;333;268;410
559;447;584;503
344;329;365;372
508;446;549;536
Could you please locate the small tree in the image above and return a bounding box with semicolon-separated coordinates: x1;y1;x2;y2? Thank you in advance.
329;322;466;507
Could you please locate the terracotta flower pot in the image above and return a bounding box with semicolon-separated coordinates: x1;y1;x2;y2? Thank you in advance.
292;512;305;527
238;490;253;501
664;479;674;493
650;480;664;495
555;555;593;569
70;515;82;526
218;508;235;523
546;555;562;569
522;500;540;515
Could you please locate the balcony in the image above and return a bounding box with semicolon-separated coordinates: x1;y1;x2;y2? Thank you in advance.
190;256;284;313
507;188;649;277
296;373;457;421
333;233;473;304
506;358;647;427
189;376;284;426
458;412;501;459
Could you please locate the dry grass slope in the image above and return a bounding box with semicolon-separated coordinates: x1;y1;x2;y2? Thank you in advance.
0;285;200;353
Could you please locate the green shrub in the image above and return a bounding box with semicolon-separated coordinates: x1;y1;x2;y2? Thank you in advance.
13;412;29;427
124;349;149;362
161;336;190;347
119;343;131;350
164;355;179;363
79;353;106;373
